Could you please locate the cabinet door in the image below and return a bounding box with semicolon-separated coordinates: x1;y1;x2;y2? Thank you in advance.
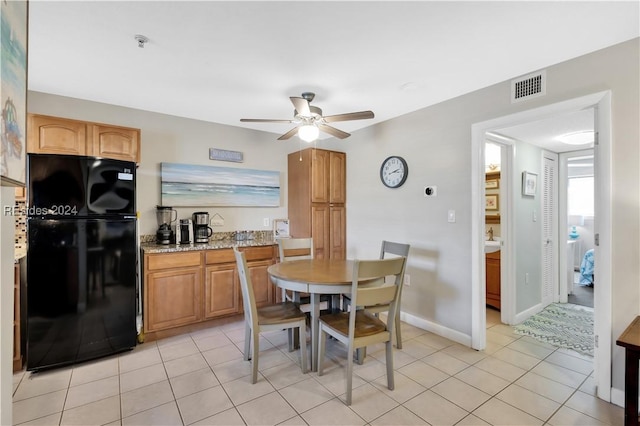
145;267;202;332
204;264;240;319
311;205;330;259
89;124;140;163
329;151;346;204
310;149;330;203
27;114;87;155
329;206;346;260
248;260;275;307
486;252;501;310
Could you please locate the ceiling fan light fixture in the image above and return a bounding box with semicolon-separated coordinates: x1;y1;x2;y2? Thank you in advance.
298;124;319;142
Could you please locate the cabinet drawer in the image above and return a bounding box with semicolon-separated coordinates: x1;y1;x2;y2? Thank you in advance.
147;252;201;271
243;246;275;261
206;249;235;265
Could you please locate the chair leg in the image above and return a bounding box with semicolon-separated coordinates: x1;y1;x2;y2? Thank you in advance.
251;331;260;384
317;327;326;376
346;345;354;406
355;347;366;365
385;340;394;390
298;323;307;374
395;312;402;349
244;323;251;361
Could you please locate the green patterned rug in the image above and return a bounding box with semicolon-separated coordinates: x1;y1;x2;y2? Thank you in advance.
513;303;594;357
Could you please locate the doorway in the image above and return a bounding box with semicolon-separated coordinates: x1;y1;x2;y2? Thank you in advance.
562;150;595;308
471;91;612;402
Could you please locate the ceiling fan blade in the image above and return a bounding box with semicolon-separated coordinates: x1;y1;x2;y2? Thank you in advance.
277;127;300;140
290;97;311;116
240;118;294;123
318;124;350;139
323;110;375;123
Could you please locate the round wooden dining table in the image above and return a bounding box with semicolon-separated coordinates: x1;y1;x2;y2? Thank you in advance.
268;258;378;371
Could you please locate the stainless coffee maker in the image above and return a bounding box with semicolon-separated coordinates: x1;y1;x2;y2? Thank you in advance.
192;212;212;243
156;205;177;244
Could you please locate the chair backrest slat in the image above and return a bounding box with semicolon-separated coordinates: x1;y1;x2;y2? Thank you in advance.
348;257;407;334
234;248;258;328
380;240;410;259
278;238;314;262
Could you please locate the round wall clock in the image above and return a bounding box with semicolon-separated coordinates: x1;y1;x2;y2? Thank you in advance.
380;156;408;188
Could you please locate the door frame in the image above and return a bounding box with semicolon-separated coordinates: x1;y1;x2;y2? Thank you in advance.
471;91;612;401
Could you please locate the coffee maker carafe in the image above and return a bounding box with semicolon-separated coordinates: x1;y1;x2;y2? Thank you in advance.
192;212;213;243
156;205;177;244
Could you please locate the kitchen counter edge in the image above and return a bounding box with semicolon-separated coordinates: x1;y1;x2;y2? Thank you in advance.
141;240;277;254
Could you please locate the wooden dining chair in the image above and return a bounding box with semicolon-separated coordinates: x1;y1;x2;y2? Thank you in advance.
277;238;333;312
317;256;407;405
342;240;410;351
233;247;308;383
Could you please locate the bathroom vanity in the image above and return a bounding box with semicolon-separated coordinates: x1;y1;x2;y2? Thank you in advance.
486;249;501;310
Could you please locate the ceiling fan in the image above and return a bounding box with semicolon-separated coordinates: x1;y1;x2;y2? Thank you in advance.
240;92;374;141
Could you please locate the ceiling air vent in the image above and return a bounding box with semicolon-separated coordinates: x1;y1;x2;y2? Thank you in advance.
511;71;546;103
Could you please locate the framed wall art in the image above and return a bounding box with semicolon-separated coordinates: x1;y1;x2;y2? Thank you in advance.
485;194;499;211
1;0;28;185
273;218;290;238
161;162;280;207
522;171;538;196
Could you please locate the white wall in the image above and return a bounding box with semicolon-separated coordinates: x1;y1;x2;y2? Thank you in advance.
26;37;639;396
0;187;15;426
343;38;638;393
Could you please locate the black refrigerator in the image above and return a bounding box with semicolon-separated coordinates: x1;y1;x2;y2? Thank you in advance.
26;154;137;371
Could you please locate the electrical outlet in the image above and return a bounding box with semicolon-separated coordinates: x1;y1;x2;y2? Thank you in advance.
263;218;270;227
525;273;529;284
404;274;410;286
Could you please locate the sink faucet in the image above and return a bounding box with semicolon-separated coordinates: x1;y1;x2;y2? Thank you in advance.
487;227;494;241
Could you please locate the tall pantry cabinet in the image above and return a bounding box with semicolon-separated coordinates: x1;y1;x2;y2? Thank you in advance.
288;148;346;259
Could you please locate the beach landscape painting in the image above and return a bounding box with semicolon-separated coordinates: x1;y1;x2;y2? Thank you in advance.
161;162;280;207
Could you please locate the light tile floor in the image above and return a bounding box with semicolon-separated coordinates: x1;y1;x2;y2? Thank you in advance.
12;309;623;425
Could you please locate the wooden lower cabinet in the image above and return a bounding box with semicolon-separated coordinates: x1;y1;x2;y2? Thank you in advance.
204;264;239;319
146;267;202;331
144;245;276;335
14;262;22;371
486;250;501;310
248;259;275;307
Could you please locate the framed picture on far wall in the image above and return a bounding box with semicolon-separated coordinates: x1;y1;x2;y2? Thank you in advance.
274;218;290;238
485;194;499;211
522;171;538;196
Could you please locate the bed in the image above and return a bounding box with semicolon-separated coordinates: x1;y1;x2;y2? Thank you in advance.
579;249;594;286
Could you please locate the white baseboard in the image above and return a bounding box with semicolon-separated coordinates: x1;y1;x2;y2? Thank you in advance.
400;311;472;347
513;303;545;324
610;387;626;408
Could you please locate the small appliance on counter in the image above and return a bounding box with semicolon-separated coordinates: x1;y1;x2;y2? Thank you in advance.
178;219;194;244
156;205;177;244
192;211;213;243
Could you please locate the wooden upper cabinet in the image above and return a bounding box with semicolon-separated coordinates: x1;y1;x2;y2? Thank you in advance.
329;151;346;204
288;147;346;259
27;114;87;155
310;149;330;203
88;124;140;163
309;149;345;204
27;114;141;163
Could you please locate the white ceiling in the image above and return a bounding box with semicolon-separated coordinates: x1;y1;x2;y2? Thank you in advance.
27;1;639;144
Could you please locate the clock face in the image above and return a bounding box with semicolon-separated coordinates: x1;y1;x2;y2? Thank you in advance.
380;156;408;188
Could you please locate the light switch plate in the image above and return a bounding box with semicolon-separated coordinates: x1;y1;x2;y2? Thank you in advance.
448;210;456;223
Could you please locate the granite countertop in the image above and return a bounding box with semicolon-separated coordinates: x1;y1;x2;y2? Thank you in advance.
141;238;276;254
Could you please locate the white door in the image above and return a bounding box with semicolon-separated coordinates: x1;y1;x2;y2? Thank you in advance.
542;152;558;306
